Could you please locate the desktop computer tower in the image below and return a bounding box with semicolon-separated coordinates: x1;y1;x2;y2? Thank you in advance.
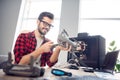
67;35;106;69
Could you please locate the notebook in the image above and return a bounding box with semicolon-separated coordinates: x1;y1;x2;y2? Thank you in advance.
95;50;120;74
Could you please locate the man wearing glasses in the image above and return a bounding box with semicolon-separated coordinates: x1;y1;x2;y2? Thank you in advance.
13;12;71;67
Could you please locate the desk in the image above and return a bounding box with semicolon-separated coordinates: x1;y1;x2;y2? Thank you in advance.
0;67;119;80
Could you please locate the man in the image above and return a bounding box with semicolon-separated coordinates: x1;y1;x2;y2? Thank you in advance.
13;12;71;67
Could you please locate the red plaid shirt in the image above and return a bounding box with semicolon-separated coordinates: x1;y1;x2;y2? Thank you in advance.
13;31;57;67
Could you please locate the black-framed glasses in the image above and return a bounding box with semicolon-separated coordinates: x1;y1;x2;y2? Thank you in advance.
40;20;54;28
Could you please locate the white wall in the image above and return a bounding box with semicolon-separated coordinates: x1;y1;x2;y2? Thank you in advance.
0;0;21;55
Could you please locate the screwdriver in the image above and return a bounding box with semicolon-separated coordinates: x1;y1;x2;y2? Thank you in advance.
51;69;72;76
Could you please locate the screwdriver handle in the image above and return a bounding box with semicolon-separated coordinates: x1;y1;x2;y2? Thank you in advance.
51;69;72;76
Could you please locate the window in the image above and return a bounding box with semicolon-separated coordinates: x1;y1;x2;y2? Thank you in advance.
79;0;120;51
79;0;120;59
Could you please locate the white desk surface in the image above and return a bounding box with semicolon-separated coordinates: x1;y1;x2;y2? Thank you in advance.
0;66;120;80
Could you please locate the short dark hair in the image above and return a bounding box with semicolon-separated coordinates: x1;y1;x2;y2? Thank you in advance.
38;12;54;20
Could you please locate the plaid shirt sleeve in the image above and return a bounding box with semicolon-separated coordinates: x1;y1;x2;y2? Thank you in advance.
40;52;58;67
13;32;36;64
14;33;27;64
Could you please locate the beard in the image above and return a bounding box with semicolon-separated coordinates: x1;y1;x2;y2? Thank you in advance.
38;26;49;36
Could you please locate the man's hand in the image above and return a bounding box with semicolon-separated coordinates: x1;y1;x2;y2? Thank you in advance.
55;43;72;51
40;41;54;52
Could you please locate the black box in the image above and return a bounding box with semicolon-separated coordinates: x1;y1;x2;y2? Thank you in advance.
67;35;106;69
